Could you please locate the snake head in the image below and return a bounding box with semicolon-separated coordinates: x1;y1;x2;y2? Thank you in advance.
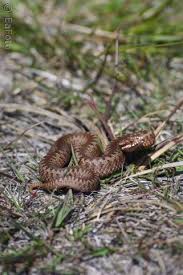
118;130;155;153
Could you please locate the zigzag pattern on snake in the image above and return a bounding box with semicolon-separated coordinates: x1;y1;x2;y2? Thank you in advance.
29;131;155;193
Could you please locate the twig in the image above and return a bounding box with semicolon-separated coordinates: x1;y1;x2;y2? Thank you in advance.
86;97;114;140
0;170;19;181
138;98;183;169
123;109;167;130
83;44;111;92
154;98;183;137
138;133;183;170
150;134;183;161
104;31;120;120
86;32;122;140
61;22;126;42
121;0;174;29
125;161;183;180
3;124;55;144
0;103;79;130
3;121;44;150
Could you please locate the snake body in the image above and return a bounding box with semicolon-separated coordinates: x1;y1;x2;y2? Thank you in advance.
30;131;155;193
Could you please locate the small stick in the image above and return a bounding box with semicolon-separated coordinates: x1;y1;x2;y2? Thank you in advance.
104;31;120;121
154;98;183;137
138;98;183;170
83;44;111;93
87;33;121;140
150;134;183;161
86;96;115;140
3;121;44;150
125;160;183;180
138;133;183;171
61;22;126;42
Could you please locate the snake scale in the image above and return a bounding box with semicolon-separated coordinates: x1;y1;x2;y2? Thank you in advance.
29;130;155;193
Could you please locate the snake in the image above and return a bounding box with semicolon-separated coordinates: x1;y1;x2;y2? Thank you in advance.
29;130;155;193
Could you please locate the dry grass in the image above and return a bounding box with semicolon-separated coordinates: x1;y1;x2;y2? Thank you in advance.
0;1;183;274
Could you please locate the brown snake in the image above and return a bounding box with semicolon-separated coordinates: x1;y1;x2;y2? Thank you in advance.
29;131;155;193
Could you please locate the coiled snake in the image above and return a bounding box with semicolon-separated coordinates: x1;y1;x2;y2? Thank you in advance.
29;131;155;193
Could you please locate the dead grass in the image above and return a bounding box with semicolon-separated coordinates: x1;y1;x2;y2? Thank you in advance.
0;0;183;274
